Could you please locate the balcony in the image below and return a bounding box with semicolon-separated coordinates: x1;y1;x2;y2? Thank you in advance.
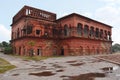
11;26;112;42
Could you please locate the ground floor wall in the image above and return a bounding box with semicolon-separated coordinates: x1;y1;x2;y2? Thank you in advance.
59;38;112;56
11;38;112;56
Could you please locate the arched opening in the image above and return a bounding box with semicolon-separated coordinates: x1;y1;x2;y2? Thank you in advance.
95;28;99;38
104;30;107;40
19;47;21;55
84;25;89;38
100;29;103;39
77;23;82;36
28;48;34;56
26;24;33;34
89;27;94;38
61;47;64;56
37;48;42;56
64;24;69;36
108;31;111;41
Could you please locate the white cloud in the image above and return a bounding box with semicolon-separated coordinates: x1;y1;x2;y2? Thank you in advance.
94;5;120;44
0;24;11;42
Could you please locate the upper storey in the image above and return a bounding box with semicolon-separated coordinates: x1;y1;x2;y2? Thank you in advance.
11;5;56;25
56;13;112;28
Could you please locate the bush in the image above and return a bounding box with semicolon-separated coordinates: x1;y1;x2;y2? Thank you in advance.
4;46;13;54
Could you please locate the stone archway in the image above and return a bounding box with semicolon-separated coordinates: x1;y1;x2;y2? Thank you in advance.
59;43;69;56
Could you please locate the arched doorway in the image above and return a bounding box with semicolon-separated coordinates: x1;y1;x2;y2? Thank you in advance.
37;48;42;56
61;47;64;56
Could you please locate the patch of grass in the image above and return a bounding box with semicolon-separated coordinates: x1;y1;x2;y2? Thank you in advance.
0;58;16;73
22;56;48;61
8;54;65;61
10;54;64;61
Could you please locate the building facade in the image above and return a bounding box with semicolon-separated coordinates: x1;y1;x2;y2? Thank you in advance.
11;6;112;56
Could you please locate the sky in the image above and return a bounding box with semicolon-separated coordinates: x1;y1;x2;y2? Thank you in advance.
0;0;120;44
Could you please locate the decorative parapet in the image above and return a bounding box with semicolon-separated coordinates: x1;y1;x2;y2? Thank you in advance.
12;6;56;24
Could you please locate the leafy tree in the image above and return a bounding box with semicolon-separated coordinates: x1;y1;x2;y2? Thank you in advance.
1;41;9;47
112;43;120;53
0;41;13;54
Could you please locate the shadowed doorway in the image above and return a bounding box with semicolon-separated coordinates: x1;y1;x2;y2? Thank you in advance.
61;48;64;56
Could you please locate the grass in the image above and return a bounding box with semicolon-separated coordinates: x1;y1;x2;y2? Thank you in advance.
0;58;16;73
21;56;64;61
22;56;48;61
9;54;64;61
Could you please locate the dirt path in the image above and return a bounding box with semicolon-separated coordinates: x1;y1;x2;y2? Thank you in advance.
0;52;120;80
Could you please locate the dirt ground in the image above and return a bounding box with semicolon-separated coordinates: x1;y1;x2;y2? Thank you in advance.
0;53;120;80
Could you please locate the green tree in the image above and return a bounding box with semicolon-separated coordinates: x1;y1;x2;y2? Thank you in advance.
0;41;13;54
112;43;120;53
2;41;9;47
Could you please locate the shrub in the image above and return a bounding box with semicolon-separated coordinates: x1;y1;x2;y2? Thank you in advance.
4;46;13;54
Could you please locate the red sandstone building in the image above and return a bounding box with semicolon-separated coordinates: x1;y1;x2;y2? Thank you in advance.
11;6;112;56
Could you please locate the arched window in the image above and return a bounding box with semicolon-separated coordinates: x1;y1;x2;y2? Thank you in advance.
64;24;69;36
89;27;94;38
95;28;99;38
104;30;107;40
108;31;111;40
84;25;89;37
26;24;33;34
77;23;82;36
100;29;103;39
